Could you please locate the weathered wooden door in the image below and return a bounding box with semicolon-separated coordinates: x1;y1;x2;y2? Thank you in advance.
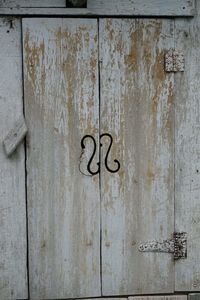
22;16;189;299
23;18;101;299
99;18;174;295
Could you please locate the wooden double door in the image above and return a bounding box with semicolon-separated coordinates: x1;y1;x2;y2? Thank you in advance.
22;17;199;299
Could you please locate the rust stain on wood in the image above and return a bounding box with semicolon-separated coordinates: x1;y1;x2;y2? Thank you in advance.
24;30;45;88
124;31;138;72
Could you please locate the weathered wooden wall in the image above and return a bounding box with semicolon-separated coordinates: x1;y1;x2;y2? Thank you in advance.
0;0;66;7
175;0;200;292
1;0;200;299
0;0;195;16
0;18;27;299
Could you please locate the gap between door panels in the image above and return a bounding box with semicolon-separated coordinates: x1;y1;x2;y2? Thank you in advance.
97;18;103;297
20;17;30;300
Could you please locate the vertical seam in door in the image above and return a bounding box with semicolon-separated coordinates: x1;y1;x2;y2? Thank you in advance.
173;17;176;293
98;17;103;296
20;17;30;300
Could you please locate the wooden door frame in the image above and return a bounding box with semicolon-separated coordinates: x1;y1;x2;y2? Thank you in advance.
0;0;196;17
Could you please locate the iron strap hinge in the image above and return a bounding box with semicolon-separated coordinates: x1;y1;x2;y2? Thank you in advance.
139;232;187;260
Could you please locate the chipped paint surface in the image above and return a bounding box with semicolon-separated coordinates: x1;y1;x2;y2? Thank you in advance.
0;18;27;299
23;18;100;299
20;14;200;298
175;0;200;291
100;19;174;295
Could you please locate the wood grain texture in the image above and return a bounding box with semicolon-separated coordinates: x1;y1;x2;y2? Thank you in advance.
0;18;27;299
88;0;195;16
0;0;195;16
78;298;127;300
23;18;100;299
189;295;200;300
175;0;200;292
0;0;66;7
129;296;187;300
100;18;175;295
3;116;27;157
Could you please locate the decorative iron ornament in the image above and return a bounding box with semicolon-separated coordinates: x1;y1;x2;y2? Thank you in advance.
79;133;120;176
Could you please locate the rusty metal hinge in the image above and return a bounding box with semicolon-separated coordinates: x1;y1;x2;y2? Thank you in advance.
139;232;187;260
165;49;184;72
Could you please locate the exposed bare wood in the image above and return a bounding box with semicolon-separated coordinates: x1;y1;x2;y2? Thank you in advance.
175;0;200;292
100;18;175;295
0;17;27;299
23;18;100;299
0;0;195;16
3;116;27;157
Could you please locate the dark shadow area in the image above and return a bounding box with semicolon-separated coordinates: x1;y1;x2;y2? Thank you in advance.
66;0;87;8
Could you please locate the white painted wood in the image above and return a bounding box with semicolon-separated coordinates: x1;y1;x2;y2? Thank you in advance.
100;18;175;295
23;18;100;299
129;296;187;300
0;18;27;299
175;0;200;292
88;0;195;16
3;116;27;156
0;0;66;7
0;7;91;15
0;0;195;16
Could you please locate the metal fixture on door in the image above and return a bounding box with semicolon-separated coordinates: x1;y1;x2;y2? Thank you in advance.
139;232;187;260
165;49;184;72
79;133;120;176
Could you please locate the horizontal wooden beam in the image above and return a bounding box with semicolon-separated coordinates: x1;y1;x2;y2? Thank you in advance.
0;0;195;16
188;295;200;300
0;0;66;7
129;296;187;300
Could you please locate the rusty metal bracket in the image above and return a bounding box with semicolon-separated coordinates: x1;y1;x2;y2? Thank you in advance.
165;49;184;72
139;232;187;260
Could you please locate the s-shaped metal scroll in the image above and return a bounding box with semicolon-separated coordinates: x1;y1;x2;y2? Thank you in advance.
100;133;120;173
79;133;120;176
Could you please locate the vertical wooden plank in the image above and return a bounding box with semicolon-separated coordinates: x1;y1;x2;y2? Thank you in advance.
23;18;100;299
0;18;27;299
175;0;200;292
100;18;175;295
